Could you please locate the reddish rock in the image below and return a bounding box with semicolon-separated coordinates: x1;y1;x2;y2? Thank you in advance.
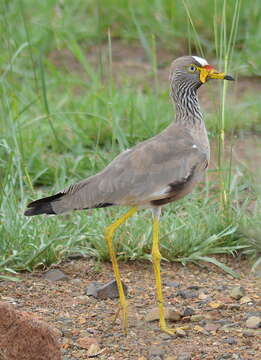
0;302;61;360
76;336;100;349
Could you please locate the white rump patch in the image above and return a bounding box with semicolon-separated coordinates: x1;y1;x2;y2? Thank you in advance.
192;144;198;149
192;56;208;67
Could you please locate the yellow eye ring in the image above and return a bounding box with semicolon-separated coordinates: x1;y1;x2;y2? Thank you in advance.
187;64;197;73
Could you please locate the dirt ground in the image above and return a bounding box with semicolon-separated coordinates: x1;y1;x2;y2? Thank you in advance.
1;257;260;359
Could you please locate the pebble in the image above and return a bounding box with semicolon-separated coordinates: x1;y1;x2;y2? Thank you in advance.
217;354;232;359
85;282;100;297
199;320;206;326
77;296;89;304
43;269;68;281
208;301;224;309
216;319;232;326
246;316;261;329
176;290;197;299
242;329;255;337
164;280;180;288
198;291;209;300
148;346;164;359
240;296;252;304
229;286;245;300
176;354;191;360
204;323;220;332
190;314;205;322
223;337;237;345
218;355;243;360
217;285;228;292
246;311;261;318
87;343;104;357
145;307;181;322
187;285;200;290
176;328;186;337
57;317;74;327
76;336;100;350
226;303;240;310
183;307;195;317
85;280;128;299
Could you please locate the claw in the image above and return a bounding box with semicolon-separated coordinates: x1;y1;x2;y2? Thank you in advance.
160;325;188;336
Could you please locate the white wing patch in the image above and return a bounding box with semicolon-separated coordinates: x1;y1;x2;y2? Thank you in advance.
151;186;170;198
192;56;208;67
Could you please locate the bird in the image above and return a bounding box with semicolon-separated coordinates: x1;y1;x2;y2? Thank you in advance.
24;55;234;335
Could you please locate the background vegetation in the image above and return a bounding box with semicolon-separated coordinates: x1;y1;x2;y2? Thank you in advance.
1;0;260;280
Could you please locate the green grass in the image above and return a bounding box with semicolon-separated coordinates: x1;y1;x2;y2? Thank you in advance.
2;0;261;74
0;0;260;279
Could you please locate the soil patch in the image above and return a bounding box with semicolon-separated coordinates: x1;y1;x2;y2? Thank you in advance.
1;257;260;359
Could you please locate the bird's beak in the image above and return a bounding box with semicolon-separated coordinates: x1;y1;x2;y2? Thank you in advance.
199;65;234;83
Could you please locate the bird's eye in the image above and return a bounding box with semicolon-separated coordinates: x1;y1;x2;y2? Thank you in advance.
187;65;197;73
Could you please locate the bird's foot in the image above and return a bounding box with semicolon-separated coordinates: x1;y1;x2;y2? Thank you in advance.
160;324;188;336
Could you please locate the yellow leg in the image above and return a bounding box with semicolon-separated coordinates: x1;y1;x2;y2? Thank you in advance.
104;207;137;334
151;213;178;335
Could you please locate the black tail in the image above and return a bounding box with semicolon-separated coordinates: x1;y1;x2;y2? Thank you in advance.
24;193;64;216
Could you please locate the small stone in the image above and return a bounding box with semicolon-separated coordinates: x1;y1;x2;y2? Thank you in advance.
240;296;252;304
76;336;99;350
217;354;232;360
62;328;73;337
177;354;191;360
176;328;186;337
217;285;228;292
43;269;68;281
246;311;261;318
183;307;195;317
57;317;74;327
246;316;261;329
164;280;180;288
77;296;89;305
224;337;237;345
149;346;164;359
242;329;255;337
187;285;200;290
145;307;181;322
226;303;240;310
85;282;100;297
198;291;208;300
216;319;232;326
176;290;197;299
86;280;128;299
204;323;220;332
190;314;205;322
230;286;245;300
193;325;205;333
232;355;243;360
199;320;206;326
208;301;224;309
87;343;105;357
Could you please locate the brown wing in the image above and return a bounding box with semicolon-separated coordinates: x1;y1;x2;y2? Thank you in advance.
50;126;208;214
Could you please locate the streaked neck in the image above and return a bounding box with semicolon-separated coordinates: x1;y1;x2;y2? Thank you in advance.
171;81;203;127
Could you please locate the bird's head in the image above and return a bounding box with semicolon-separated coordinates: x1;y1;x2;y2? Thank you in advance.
170;55;234;93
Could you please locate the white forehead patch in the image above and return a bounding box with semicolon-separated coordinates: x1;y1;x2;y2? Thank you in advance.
192;56;208;67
